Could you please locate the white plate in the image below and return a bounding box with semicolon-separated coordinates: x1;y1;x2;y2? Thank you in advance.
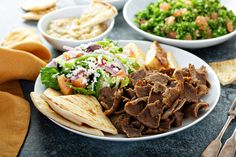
34;40;221;141
123;0;236;49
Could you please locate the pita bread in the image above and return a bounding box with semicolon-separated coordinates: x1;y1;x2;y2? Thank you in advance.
43;88;118;135
20;0;56;11
30;92;104;136
22;6;56;21
1;28;40;47
210;58;236;85
78;0;117;30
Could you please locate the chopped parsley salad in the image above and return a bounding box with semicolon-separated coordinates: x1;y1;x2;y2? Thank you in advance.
135;0;236;40
41;39;141;97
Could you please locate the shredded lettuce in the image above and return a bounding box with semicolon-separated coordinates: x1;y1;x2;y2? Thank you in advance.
97;38;123;54
67;83;96;95
120;76;130;88
40;67;60;90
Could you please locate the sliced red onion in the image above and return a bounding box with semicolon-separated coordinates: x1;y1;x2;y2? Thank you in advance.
47;59;57;67
86;44;101;52
94;51;127;74
99;65;117;76
70;70;86;81
63;45;75;51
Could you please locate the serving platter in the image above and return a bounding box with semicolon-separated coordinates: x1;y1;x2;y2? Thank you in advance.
34;40;220;141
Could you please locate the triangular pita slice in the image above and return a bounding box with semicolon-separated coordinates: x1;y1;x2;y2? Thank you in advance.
210;58;236;85
30;92;104;136
78;0;117;29
20;0;56;11
43;88;118;135
22;6;56;21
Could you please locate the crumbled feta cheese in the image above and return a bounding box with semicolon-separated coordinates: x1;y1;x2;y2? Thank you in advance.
113;68;119;72
66;73;72;78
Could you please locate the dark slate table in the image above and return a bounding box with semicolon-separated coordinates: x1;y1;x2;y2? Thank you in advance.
1;1;236;157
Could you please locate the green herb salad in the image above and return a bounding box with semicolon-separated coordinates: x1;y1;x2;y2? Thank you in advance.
40;39;143;97
135;0;236;40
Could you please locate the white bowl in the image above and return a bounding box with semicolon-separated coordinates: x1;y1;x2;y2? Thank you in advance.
74;0;127;10
38;6;115;51
123;0;236;49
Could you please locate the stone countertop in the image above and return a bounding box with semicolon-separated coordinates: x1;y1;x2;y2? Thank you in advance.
1;1;236;157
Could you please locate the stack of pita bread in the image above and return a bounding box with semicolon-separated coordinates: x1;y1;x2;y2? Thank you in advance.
20;0;57;21
210;58;236;86
30;88;117;136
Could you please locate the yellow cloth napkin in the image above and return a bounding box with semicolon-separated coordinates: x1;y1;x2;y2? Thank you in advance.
0;28;51;157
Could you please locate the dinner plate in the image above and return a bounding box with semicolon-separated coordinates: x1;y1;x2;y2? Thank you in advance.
34;40;221;141
123;0;236;49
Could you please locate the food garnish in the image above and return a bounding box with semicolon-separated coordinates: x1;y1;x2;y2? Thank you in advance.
135;0;236;40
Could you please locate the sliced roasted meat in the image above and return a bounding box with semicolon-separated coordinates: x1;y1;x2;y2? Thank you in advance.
110;113;130;133
125;97;148;117
145;72;170;85
159;68;175;77
162;86;180;107
159;120;171;133
129;69;147;85
173;111;184;127
134;83;152;98
148;88;162;104
142;128;159;135
182;82;199;102
104;89;123;116
124;88;136;99
174;70;184;82
121;121;144;137
153;82;167;93
99;64;211;137
189;65;208;85
184;102;209;118
98;87;116;109
137;101;163;128
162;99;182;120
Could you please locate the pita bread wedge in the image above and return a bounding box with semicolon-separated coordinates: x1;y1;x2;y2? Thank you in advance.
30;92;104;136
78;0;117;30
20;0;56;11
43;88;118;135
1;28;40;47
22;6;56;21
210;58;236;85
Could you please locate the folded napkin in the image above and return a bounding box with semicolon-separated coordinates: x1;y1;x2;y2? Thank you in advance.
0;28;51;157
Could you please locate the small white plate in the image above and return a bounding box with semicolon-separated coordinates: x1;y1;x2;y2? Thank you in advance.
123;0;236;49
34;40;220;141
